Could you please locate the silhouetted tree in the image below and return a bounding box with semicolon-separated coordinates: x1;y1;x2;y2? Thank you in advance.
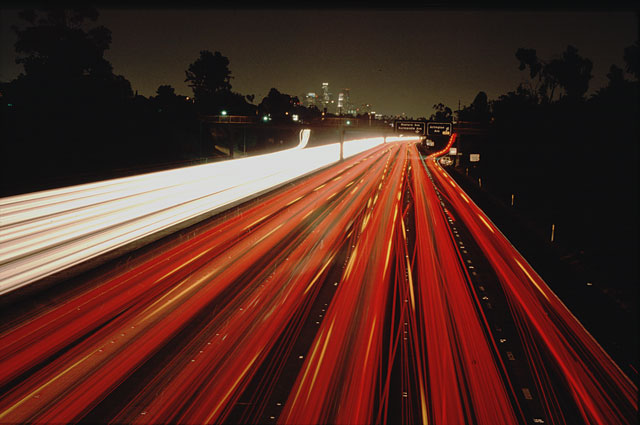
216;90;257;116
300;104;322;122
1;6;136;193
184;50;255;115
550;45;593;101
258;88;300;122
516;45;593;103
590;63;638;117
451;44;637;320
607;65;626;88
152;84;193;114
429;103;452;122
459;91;491;123
14;8;107;77
156;84;177;98
516;48;543;79
145;84;202;160
515;47;544;101
623;40;640;80
185;50;231;110
10;7;132;105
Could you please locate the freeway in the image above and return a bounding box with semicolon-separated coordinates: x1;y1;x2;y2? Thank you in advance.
0;137;636;424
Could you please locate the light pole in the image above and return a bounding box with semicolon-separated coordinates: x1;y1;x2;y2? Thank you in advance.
339;120;345;161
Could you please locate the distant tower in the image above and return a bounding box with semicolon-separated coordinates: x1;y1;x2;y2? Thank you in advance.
305;92;317;108
321;82;331;111
339;88;352;115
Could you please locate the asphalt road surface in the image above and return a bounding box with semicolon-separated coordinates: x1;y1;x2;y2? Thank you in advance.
0;140;636;424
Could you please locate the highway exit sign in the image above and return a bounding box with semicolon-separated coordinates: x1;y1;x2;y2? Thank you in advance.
394;121;426;135
427;122;452;136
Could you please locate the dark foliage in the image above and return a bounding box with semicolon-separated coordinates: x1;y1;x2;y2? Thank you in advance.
477;43;639;294
429;103;453;122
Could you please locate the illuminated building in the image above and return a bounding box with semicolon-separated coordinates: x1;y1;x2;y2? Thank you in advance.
305;92;317;108
321;82;331;111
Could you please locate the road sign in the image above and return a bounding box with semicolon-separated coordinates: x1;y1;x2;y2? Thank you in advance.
470;153;480;162
427;122;452;136
394;121;426;135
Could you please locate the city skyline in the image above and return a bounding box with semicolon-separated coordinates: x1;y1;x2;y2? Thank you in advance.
302;83;377;117
1;8;637;118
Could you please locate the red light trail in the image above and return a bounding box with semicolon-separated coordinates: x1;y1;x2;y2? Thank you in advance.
0;137;635;424
424;146;637;425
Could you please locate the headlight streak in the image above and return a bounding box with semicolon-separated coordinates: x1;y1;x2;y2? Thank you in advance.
0;133;635;425
124;146;394;425
0;145;380;382
0;141;397;424
0;135;396;296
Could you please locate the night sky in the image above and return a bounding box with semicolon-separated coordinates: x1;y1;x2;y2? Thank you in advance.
1;7;637;118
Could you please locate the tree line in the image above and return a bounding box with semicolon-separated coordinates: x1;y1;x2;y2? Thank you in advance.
1;7;637;201
431;38;638;298
0;7;331;196
429;41;638;124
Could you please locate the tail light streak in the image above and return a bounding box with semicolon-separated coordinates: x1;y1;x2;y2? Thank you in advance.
0;134;634;424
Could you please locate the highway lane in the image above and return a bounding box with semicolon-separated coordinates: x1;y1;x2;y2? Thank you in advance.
408;143;520;424
0;137;636;424
423;144;638;424
0;141;401;423
0;131;393;296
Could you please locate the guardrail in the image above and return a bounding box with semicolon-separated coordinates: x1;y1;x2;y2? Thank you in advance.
0;134;420;296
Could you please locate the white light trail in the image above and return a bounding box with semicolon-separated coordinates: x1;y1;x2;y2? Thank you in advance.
0;134;395;296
